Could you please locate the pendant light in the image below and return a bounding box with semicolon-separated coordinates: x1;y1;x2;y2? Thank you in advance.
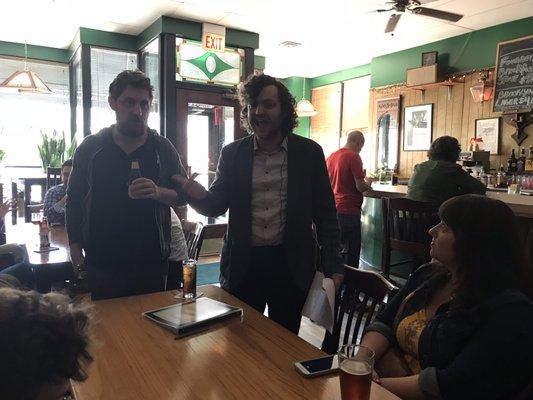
469;71;493;103
0;42;52;94
296;78;318;117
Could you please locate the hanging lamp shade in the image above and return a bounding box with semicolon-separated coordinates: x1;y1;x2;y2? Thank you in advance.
0;70;52;93
296;99;318;117
0;42;52;94
296;78;318;117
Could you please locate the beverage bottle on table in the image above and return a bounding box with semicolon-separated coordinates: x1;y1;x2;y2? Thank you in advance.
39;217;50;248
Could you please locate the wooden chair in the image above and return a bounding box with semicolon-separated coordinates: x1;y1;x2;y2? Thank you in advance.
181;220;204;260
46;167;62;190
322;265;398;354
381;197;439;280
198;223;227;256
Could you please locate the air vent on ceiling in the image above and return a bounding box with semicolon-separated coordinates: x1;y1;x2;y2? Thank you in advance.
279;41;302;48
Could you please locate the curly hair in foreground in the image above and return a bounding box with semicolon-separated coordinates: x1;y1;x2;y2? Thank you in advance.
0;289;93;400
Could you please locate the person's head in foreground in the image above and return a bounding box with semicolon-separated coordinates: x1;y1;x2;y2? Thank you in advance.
0;289;93;400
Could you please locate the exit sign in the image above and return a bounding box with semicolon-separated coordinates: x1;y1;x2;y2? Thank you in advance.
202;23;226;52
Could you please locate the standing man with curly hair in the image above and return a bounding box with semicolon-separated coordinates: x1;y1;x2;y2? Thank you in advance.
173;74;342;333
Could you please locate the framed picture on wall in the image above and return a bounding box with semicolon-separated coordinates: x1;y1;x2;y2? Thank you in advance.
475;117;501;155
421;51;438;66
403;104;433;151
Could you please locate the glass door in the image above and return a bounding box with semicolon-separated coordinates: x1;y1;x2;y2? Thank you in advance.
176;87;245;224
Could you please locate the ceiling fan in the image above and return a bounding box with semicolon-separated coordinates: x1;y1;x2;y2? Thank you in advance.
375;0;464;34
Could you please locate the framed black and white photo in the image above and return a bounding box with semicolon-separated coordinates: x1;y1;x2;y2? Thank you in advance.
421;51;438;66
475;117;501;155
403;104;433;151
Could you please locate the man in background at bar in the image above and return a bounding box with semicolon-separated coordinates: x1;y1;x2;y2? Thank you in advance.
326;130;373;268
173;74;342;334
407;135;485;206
43;158;72;225
67;70;187;299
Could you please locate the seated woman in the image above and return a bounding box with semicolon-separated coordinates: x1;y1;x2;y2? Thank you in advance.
0;288;93;400
361;194;533;400
406;136;486;206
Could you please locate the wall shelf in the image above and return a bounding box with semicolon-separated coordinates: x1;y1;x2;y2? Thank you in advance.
407;80;464;101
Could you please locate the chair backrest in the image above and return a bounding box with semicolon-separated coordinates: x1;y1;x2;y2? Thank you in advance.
181;220;204;260
322;265;398;354
381;197;439;279
196;223;227;257
47;167;62;190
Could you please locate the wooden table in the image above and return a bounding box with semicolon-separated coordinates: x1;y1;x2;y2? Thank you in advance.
5;219;70;265
72;286;400;400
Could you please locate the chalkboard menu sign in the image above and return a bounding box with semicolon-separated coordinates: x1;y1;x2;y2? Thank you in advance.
493;35;533;113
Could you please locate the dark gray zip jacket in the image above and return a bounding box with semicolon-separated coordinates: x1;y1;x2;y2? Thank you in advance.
66;127;187;261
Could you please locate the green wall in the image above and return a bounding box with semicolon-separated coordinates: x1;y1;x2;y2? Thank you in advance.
282;76;312;137
311;64;371;88
371;16;533;88
0;41;70;64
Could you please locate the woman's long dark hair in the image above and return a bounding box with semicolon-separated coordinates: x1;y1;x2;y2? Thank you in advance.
439;194;530;307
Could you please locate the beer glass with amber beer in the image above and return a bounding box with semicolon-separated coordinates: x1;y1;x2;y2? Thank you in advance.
182;259;197;299
338;344;375;400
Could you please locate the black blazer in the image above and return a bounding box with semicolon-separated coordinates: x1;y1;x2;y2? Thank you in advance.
189;134;342;291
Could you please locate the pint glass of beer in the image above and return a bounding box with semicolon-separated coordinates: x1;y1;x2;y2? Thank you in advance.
182;259;197;299
338;344;375;400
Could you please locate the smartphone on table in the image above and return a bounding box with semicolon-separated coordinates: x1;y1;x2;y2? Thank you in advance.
294;354;339;377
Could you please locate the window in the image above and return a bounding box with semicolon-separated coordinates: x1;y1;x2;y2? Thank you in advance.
0;57;70;173
141;38;160;132
90;48;137;133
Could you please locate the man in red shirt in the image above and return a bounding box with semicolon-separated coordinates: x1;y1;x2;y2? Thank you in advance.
326;130;372;267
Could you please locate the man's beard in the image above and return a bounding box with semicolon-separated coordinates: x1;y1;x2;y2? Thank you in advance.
118;120;146;138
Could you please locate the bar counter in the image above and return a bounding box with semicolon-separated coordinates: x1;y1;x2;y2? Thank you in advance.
361;184;533;272
369;183;533;218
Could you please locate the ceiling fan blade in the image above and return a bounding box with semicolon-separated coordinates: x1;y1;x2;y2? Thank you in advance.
376;8;394;12
385;14;402;33
412;6;464;22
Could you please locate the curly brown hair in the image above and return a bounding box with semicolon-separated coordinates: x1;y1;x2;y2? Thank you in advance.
237;73;298;136
439;195;530;307
0;289;93;400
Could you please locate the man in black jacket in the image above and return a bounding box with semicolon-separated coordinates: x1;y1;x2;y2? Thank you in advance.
67;70;187;299
174;74;343;333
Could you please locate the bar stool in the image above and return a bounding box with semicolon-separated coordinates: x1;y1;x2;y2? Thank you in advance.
381;197;439;281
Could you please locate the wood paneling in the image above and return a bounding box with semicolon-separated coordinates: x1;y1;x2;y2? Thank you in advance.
369;69;533;178
342;76;371;133
310;83;342;158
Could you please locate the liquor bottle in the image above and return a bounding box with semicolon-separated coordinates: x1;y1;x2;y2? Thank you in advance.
525;146;533;172
39;217;50;248
517;148;526;174
507;149;517;174
496;164;507;188
128;160;142;185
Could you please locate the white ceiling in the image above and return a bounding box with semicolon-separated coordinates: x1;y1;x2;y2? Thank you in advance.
1;0;532;78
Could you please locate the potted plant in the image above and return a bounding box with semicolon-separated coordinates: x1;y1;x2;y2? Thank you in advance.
37;130;66;172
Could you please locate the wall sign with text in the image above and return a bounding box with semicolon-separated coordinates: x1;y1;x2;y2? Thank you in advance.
493;35;533;113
